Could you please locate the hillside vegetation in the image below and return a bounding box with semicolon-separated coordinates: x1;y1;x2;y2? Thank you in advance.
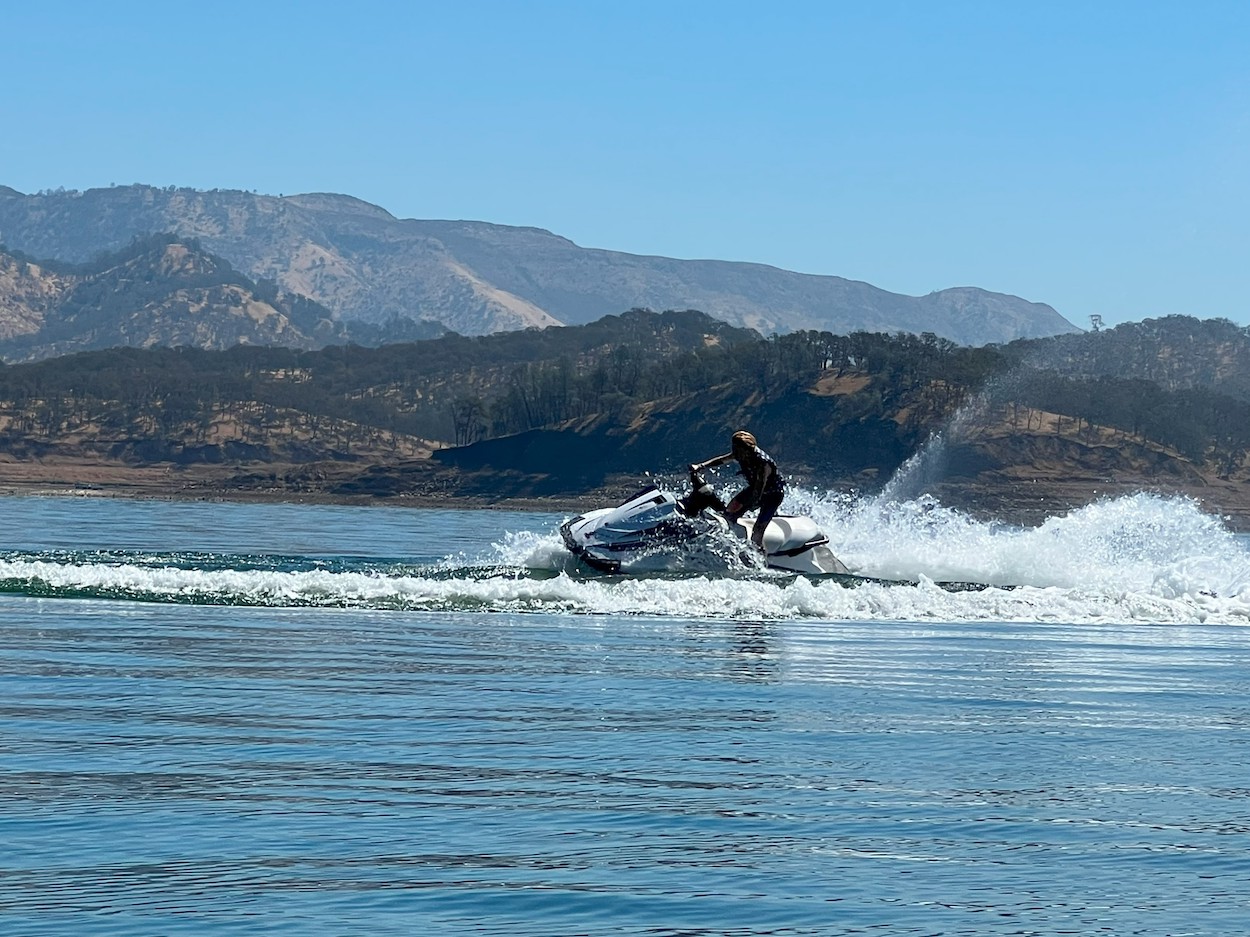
0;310;1247;523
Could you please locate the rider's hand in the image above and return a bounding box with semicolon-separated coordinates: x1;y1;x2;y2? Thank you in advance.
688;463;700;474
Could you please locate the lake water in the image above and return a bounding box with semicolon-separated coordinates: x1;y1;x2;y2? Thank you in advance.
3;487;1250;935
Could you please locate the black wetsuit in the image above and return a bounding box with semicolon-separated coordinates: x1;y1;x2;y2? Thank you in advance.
731;446;784;542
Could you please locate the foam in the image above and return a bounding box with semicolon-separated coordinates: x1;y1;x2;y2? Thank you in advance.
3;482;1248;625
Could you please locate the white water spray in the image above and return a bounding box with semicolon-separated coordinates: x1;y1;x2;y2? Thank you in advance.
877;387;994;505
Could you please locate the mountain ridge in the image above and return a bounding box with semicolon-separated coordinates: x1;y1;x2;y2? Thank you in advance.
0;184;1079;344
0;235;443;361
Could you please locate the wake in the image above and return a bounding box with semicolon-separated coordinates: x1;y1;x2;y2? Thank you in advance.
4;489;1249;625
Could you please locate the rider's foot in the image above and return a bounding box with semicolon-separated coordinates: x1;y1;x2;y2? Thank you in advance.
739;541;766;567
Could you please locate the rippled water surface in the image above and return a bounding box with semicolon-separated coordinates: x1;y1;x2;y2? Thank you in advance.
3;493;1250;935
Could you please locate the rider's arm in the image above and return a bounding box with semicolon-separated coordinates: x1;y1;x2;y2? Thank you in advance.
691;452;734;472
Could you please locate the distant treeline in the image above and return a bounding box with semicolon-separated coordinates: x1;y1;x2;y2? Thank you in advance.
0;310;1248;475
1007;314;1250;400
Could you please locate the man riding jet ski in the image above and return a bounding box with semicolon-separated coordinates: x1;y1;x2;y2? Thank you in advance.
559;435;849;575
690;430;784;552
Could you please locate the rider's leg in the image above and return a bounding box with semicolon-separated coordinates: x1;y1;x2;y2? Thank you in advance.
750;490;784;549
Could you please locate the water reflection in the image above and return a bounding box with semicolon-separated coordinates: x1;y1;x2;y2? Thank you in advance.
728;621;779;683
4;600;1250;935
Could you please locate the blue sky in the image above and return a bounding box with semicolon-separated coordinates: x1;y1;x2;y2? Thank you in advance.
3;0;1248;328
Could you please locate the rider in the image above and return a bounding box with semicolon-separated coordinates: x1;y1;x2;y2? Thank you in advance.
689;430;785;551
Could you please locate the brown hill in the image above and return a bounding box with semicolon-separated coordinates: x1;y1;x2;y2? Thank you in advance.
0;236;343;361
1;310;1247;528
0;251;69;341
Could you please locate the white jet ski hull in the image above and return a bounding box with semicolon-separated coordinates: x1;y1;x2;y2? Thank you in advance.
560;484;848;576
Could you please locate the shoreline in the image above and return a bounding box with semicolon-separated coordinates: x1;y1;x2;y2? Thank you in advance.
1;459;1248;531
0;481;596;515
0;461;602;515
2;457;1250;532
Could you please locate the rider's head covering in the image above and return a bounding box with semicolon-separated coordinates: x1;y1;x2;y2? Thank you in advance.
731;430;756;451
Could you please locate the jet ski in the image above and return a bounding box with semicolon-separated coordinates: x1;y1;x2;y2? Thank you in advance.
559;469;850;575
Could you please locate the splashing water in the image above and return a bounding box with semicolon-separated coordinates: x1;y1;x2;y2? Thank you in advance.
878;383;1008;505
1;486;1248;624
819;488;1247;593
817;366;1250;602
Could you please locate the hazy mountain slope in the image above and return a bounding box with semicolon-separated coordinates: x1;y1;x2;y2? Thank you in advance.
0;185;1078;344
0;236;343;361
395;219;1072;340
0;251;71;340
